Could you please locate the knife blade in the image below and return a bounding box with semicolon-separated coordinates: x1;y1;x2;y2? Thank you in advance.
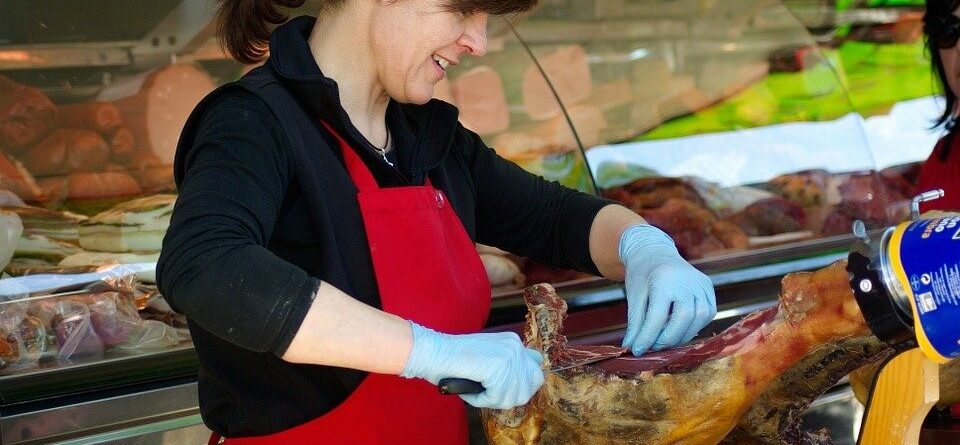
438;352;626;395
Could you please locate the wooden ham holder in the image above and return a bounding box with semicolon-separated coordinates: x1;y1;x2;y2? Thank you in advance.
858;348;940;445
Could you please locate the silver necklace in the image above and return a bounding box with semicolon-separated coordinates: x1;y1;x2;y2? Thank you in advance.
373;130;394;167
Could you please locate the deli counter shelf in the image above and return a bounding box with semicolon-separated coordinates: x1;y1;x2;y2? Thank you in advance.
0;344;197;407
491;228;863;311
0;253;836;445
0;235;855;412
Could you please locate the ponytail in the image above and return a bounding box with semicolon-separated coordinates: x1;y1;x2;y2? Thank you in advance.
216;0;309;65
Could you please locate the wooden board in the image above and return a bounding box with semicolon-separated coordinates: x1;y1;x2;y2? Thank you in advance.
859;349;940;445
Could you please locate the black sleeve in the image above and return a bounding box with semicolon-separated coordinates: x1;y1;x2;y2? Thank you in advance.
465;127;614;275
157;93;320;356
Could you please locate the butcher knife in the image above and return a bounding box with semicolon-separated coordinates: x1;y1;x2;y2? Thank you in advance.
438;347;627;395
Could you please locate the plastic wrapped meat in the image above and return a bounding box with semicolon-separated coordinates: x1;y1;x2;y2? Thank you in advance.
51;300;104;360
83;292;138;346
482;261;889;445
0;314;45;370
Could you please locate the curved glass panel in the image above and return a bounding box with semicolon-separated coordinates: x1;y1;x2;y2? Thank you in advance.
505;0;934;264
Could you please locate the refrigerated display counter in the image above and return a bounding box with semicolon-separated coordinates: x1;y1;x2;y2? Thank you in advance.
0;0;942;443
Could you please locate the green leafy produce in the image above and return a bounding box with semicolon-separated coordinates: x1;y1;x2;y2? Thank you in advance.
638;39;935;141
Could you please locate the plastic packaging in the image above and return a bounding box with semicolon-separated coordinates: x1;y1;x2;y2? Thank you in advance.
0;313;45;370
52;299;104;360
0;263;182;372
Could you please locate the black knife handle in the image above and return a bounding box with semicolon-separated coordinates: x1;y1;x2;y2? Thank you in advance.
438;378;484;394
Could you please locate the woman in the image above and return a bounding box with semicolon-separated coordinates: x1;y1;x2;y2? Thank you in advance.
157;0;716;443
921;0;960;211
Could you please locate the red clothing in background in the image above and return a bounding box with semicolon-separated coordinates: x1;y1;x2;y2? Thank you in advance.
918;133;960;212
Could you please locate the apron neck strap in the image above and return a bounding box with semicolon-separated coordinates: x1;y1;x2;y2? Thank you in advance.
320;120;380;192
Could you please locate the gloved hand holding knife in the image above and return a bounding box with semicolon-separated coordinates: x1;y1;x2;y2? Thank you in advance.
401;322;545;409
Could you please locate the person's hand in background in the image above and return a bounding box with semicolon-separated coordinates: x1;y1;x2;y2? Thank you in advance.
619;224;716;356
401;322;544;409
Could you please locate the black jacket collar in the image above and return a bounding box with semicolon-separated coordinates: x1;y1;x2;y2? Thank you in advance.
265;16;460;184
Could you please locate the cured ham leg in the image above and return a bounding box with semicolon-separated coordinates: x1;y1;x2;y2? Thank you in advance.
482;261;886;445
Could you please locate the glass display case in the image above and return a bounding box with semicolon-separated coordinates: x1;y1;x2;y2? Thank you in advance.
0;0;940;443
442;0;938;305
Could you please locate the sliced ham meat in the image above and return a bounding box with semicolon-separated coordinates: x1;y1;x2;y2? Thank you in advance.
98;64;215;165
482;261;888;445
452;66;509;135
530;104;607;150
523;45;592;121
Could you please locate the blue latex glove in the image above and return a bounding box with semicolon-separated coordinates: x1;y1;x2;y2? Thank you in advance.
401;321;545;409
619;224;716;356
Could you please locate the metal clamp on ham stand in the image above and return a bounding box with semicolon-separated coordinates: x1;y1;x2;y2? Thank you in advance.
846;190;960;445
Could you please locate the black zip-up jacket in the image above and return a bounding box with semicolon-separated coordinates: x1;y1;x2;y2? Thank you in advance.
157;16;611;437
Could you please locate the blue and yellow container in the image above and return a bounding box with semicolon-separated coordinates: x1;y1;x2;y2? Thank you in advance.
878;216;960;363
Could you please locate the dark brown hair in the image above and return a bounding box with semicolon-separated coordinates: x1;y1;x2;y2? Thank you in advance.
924;0;960;161
925;0;960;132
216;0;539;65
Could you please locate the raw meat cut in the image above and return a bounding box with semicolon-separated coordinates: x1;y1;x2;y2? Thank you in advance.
602;177;706;211
482;261;886;445
723;336;893;445
638;198;749;259
722;197;806;237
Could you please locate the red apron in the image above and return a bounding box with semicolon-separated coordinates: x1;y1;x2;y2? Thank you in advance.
918;136;960;213
213;122;491;444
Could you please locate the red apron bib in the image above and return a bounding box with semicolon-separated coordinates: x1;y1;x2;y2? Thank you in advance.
918;137;960;213
213;122;491;444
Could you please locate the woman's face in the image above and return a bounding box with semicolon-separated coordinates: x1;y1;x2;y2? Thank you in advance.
371;0;488;104
939;6;960;100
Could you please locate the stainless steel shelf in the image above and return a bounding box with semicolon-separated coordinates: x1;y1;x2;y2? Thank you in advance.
0;0;215;71
2;381;206;445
